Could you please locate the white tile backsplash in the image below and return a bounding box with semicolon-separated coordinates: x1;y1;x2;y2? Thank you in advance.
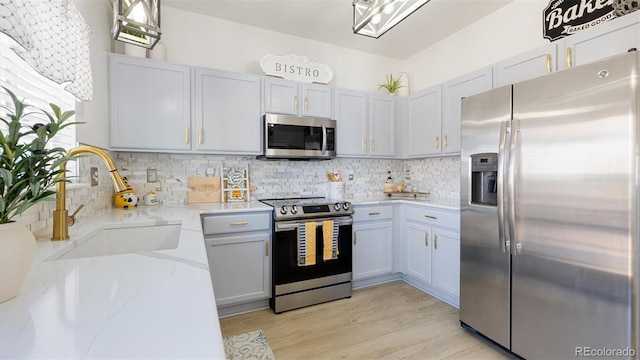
18;152;462;236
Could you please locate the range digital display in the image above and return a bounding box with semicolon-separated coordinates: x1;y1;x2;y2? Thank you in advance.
302;205;330;213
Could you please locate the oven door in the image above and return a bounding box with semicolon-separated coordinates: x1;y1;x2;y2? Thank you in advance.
273;216;352;286
264;114;336;159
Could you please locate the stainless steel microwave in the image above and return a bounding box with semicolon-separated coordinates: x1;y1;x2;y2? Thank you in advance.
260;113;336;160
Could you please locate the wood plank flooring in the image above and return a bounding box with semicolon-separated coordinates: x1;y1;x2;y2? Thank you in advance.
219;281;516;359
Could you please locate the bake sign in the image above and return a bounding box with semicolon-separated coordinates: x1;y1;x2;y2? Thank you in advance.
543;0;616;41
260;54;334;84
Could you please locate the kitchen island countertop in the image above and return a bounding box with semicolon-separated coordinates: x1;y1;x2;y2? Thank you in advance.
0;201;271;360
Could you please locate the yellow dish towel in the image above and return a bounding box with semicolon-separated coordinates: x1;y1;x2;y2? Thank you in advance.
323;220;334;260
305;222;316;266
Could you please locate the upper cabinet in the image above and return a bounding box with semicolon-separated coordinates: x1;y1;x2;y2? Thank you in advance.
405;85;442;158
559;12;640;70
109;54;191;151
334;89;396;158
263;77;333;118
441;67;492;155
494;44;557;87
194;68;262;154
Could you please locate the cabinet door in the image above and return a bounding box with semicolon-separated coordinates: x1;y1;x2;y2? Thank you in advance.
405;223;432;284
194;68;261;154
442;67;492;155
263;78;298;115
432;228;460;298
206;233;270;306
109;55;191;151
560;12;640;70
369;94;395;157
406;85;441;157
334;88;368;157
353;221;394;280
301;83;332;118
494;44;556;87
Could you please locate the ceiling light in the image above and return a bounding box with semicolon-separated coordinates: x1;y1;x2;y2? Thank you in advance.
112;0;162;49
353;0;431;39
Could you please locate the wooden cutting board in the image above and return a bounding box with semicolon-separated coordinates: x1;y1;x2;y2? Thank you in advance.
188;176;221;203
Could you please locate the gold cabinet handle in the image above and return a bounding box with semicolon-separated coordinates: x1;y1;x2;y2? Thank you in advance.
435;136;439;150
443;135;448;149
304;97;308;111
198;128;203;144
230;221;249;226
434;234;438;249
364;138;368;152
424;215;438;220
294;95;298;111
425;232;429;247
371;139;376;152
353;232;357;245
265;240;269;256
566;47;572;68
546;54;552;73
185;128;189;144
368;212;380;216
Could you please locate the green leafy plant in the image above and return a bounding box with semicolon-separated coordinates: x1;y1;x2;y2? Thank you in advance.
0;87;82;224
377;73;405;94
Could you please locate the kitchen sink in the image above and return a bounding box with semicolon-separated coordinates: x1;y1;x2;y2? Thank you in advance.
47;224;181;261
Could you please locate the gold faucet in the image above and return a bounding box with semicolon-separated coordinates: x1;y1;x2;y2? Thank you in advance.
52;146;129;241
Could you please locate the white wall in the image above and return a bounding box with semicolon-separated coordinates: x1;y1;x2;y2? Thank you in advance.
159;7;403;92
404;0;549;91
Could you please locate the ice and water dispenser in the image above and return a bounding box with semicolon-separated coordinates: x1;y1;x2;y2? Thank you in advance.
470;153;498;206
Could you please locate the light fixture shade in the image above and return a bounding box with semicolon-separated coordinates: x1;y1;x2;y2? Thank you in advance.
353;0;431;38
112;0;162;49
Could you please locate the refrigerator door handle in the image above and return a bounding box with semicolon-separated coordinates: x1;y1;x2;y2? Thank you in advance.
507;119;520;255
497;121;510;253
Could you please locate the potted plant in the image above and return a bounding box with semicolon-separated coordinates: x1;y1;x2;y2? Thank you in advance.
377;73;405;95
0;86;80;303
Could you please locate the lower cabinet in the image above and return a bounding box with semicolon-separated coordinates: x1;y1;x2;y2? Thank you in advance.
352;205;394;281
202;212;271;308
405;222;432;284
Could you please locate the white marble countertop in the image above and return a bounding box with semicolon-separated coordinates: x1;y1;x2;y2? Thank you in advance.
0;201;271;360
348;196;460;211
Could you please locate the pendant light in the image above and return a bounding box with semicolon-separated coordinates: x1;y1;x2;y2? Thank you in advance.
353;0;431;38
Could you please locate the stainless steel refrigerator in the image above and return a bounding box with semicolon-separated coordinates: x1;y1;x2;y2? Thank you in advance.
460;50;639;359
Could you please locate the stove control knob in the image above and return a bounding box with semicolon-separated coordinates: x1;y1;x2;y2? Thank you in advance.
290;205;298;214
343;202;351;211
280;206;288;215
334;203;341;211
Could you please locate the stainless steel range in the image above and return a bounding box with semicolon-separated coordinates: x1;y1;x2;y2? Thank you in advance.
260;197;353;313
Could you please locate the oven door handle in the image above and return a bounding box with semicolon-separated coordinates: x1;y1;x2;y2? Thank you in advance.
275;217;353;232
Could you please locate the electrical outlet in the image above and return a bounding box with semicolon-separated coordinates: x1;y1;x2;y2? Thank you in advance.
348;172;354;181
147;168;157;183
405;169;411;180
90;167;98;187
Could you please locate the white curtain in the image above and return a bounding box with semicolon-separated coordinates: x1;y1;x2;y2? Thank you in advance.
0;0;93;101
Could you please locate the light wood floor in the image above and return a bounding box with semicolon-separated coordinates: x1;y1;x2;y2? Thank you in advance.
219;281;516;359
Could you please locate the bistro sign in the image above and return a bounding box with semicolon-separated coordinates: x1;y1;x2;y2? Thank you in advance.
543;0;616;41
260;54;334;84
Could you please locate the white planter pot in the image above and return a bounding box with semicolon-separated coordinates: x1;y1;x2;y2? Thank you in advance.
0;222;36;303
124;43;147;58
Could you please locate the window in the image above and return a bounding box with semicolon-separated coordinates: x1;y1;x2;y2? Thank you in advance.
0;32;78;178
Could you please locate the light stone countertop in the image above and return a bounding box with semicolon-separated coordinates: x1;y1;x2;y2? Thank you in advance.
0;201;271;360
348;196;460;211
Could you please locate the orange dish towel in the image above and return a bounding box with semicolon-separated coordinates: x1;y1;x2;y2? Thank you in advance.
323;220;335;261
305;221;316;266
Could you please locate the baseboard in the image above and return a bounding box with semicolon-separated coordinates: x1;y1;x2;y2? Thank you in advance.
353;273;402;290
400;274;459;308
217;299;270;318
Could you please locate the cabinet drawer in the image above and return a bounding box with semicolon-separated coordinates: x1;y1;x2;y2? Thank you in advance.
405;206;459;230
202;213;270;235
353;205;394;222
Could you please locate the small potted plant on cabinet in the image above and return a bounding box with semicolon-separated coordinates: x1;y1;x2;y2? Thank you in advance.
378;73;405;95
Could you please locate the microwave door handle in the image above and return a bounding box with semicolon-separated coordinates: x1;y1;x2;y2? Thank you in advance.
321;124;327;154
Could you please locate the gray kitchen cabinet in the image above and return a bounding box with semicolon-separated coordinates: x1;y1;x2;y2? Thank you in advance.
108;54;191;151
263;77;333;118
494;43;557;87
403;205;460;307
335;89;396;158
352;205;394;281
202;212;271;309
405;85;442;157
441;67;492;155
194;68;261;154
559;12;640;70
